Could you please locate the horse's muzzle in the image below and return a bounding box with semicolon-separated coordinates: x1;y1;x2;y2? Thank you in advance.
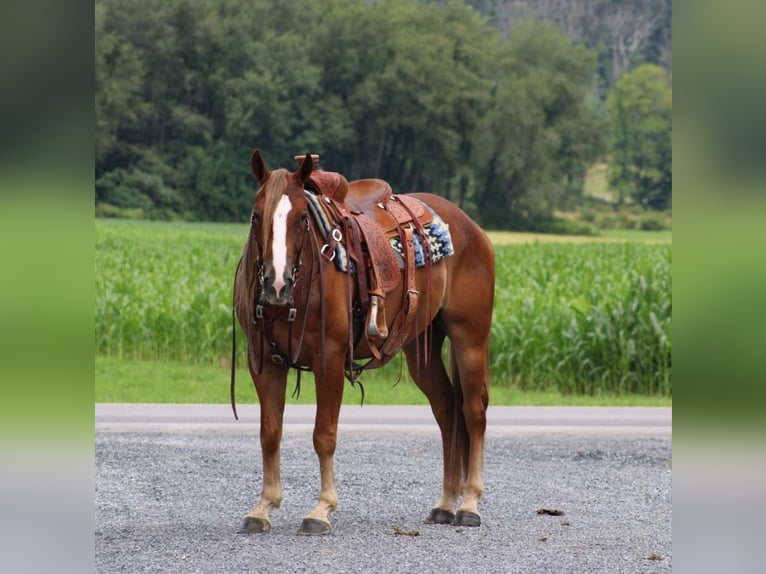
261;274;296;306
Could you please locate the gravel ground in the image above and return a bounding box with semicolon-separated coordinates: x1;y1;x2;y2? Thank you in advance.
96;428;671;573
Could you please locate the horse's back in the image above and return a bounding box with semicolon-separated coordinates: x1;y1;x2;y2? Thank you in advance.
408;192;494;337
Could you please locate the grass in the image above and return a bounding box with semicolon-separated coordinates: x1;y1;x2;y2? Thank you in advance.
600;229;672;243
584;162;612;202
96;356;671;407
96;218;672;401
486;229;671;245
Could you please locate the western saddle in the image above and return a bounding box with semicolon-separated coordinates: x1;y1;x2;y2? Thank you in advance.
297;155;435;371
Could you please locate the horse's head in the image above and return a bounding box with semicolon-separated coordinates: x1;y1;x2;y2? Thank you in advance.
248;149;313;306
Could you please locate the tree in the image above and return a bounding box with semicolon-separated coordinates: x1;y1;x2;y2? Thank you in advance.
95;0;149;171
602;0;667;83
95;0;610;227
606;64;671;210
474;21;603;228
482;0;672;92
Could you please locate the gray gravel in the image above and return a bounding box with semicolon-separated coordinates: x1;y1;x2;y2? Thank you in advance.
96;425;671;573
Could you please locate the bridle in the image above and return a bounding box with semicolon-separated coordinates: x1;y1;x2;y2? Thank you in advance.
250;204;313;357
230;197;323;419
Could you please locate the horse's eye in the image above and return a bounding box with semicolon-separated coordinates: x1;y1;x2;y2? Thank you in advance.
251;212;260;225
300;213;309;223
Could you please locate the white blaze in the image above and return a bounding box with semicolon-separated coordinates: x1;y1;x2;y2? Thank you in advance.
271;195;292;294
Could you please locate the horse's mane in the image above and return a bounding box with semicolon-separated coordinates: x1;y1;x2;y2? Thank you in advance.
236;169;289;319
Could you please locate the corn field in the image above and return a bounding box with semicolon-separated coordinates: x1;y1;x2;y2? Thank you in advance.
491;242;671;395
96;220;671;395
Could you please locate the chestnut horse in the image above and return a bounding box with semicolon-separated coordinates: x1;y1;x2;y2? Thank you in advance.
233;150;494;535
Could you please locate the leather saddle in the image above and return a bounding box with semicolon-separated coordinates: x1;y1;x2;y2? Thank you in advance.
306;169;433;291
302;161;434;366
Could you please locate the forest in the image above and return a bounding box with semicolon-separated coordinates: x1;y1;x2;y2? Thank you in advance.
95;0;672;230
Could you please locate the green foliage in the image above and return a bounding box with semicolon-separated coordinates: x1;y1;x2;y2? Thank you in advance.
96;219;671;396
177;144;253;221
606;64;672;210
597;211;637;231
575;207;671;233
473;20;605;227
96;167;183;219
571;179;673;232
580;208;597;224
637;212;670;231
537;218;599;237
95;203;143;219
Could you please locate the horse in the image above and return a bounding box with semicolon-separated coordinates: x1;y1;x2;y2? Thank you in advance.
232;149;495;535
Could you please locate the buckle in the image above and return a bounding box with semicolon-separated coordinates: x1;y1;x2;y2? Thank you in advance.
331;228;343;242
287;308;297;322
320;244;336;261
256;305;264;319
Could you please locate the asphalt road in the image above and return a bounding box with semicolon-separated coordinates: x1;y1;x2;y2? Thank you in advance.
96;405;671;573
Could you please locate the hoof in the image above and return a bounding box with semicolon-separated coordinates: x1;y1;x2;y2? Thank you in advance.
239;516;271;534
425;508;455;525
297;518;332;536
454;510;481;527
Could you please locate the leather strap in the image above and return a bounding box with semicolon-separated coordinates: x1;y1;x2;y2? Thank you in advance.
380;223;418;359
230;257;243;420
394;196;434;368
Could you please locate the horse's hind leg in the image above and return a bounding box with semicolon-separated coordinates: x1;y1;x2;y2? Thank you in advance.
403;324;461;525
449;340;489;526
240;359;288;534
298;350;346;535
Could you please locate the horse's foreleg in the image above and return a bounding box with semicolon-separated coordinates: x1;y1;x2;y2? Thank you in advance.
403;328;461;525
240;360;288;534
298;354;345;535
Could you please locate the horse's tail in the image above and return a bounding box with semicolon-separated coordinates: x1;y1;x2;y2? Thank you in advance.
449;343;469;485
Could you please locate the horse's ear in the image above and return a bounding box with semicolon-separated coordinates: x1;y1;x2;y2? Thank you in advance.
251;149;269;184
296;153;313;185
